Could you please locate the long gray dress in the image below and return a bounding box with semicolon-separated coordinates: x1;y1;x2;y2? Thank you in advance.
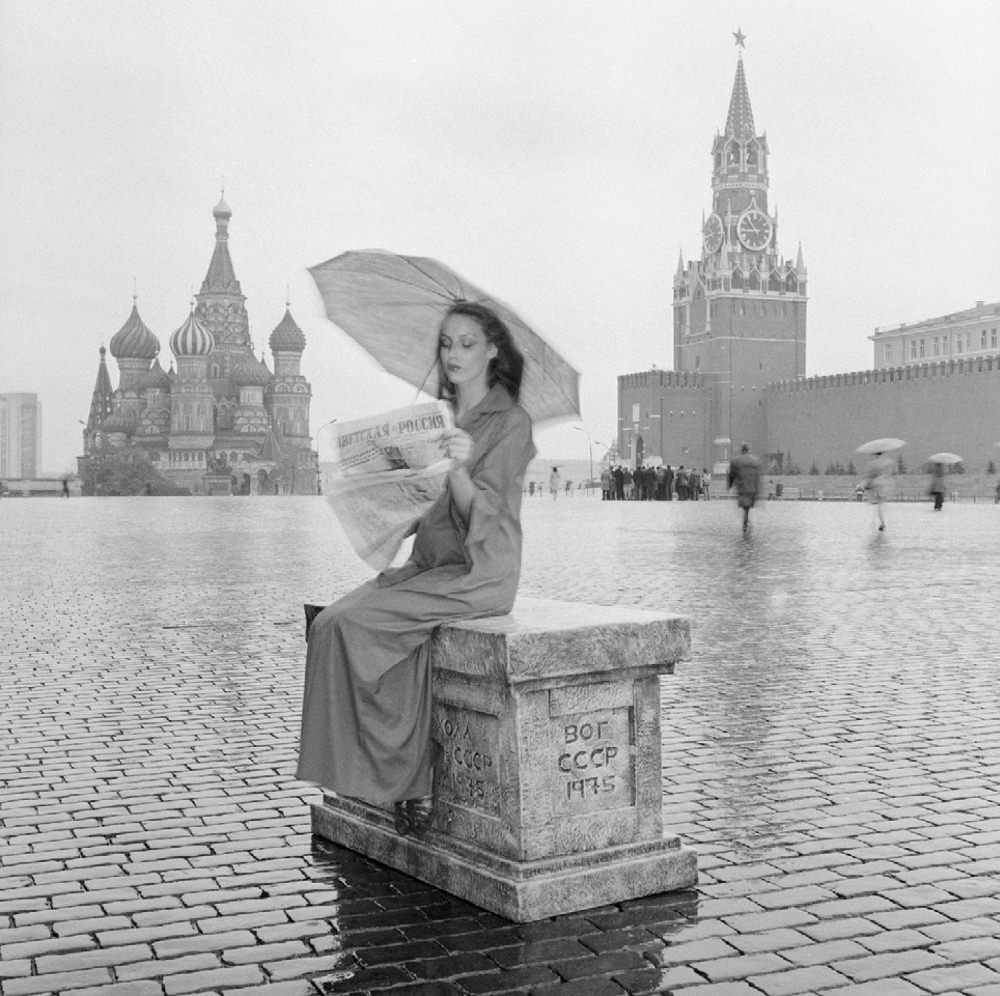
297;384;535;803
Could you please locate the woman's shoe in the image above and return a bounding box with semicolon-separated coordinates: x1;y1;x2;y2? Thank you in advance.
407;796;435;837
393;801;411;836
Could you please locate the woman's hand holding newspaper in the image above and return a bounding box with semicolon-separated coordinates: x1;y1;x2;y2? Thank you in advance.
442;427;473;466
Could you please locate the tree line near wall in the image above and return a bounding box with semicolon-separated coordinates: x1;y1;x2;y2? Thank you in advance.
782;458;997;477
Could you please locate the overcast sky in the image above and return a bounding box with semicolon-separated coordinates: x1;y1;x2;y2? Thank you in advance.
2;0;998;473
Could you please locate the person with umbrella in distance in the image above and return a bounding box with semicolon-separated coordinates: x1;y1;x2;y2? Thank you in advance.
727;442;762;533
856;438;903;532
299;252;580;839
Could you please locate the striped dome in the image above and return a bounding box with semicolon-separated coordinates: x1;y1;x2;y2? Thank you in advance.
109;302;160;360
169;311;214;357
268;308;306;351
141;358;172;390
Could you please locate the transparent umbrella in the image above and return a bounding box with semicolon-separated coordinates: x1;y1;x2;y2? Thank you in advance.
855;437;906;455
308;250;581;425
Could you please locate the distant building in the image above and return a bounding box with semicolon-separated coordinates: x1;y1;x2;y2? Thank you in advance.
618;41;1000;475
0;392;42;478
871;301;1000;369
78;197;318;495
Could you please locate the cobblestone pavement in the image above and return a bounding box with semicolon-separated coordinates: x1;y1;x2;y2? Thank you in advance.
2;495;999;996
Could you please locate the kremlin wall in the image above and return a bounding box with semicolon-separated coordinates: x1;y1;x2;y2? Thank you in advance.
765;355;1000;474
618;43;999;477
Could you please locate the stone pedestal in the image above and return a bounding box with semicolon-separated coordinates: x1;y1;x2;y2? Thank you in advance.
310;596;696;921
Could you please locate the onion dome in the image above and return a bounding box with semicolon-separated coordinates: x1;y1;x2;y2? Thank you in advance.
169;310;214;357
231;350;272;387
213;194;232;219
141;357;172;390
102;409;134;433
268;307;306;352
109;300;160;360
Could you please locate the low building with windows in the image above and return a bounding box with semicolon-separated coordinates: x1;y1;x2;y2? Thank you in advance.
871;301;1000;369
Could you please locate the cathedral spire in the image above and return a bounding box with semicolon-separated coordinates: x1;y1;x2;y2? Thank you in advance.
86;345;115;431
200;194;242;295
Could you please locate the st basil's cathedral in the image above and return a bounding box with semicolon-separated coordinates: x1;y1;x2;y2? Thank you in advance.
78;197;317;495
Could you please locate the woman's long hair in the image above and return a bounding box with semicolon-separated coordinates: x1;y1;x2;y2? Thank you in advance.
437;301;525;402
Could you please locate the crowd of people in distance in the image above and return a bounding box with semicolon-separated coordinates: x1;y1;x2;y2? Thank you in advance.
599;464;712;501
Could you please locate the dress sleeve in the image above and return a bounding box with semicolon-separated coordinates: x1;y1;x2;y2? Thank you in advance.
454;406;534;559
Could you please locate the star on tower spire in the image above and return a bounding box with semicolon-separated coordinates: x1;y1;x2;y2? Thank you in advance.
733;27;746;49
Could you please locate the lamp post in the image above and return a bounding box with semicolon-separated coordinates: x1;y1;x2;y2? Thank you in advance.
573;426;594;487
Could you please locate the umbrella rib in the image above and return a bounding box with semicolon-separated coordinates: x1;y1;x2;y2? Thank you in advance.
396;256;469;301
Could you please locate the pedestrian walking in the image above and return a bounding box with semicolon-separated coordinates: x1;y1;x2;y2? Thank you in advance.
865;451;895;531
928;462;946;511
727;443;762;533
549;466;561;499
298;302;535;838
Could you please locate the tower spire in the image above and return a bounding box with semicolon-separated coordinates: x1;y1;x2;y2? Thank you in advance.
200;194;241;295
86;346;115;431
725;49;756;141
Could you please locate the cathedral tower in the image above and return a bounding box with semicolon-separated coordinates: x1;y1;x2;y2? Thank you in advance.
80;345;115;458
108;297;159;427
267;306;311;441
672;31;807;459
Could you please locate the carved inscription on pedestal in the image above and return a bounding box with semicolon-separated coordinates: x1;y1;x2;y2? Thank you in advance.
433;702;500;816
551;708;635;814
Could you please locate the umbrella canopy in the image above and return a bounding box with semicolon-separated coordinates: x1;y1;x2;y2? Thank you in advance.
308;250;581;424
855;437;906;455
928;452;962;465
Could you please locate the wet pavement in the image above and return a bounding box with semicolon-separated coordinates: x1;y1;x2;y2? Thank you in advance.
2;494;999;995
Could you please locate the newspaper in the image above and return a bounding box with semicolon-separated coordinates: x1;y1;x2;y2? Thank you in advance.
324;401;453;570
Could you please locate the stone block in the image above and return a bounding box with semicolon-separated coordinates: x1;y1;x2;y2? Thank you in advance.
311;596;696;921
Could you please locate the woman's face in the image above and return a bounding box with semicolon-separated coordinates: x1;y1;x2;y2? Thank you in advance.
439;314;497;391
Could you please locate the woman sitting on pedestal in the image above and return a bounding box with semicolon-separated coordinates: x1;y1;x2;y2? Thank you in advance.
297;302;535;836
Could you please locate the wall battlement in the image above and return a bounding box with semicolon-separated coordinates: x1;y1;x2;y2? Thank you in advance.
767;355;1000;395
620;370;709;390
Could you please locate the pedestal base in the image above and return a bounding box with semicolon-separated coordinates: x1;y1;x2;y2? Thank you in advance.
311;795;698;922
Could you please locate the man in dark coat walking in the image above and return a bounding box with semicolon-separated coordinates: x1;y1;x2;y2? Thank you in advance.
727;443;762;533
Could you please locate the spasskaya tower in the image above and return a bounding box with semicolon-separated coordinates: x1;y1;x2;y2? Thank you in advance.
671;29;807;459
